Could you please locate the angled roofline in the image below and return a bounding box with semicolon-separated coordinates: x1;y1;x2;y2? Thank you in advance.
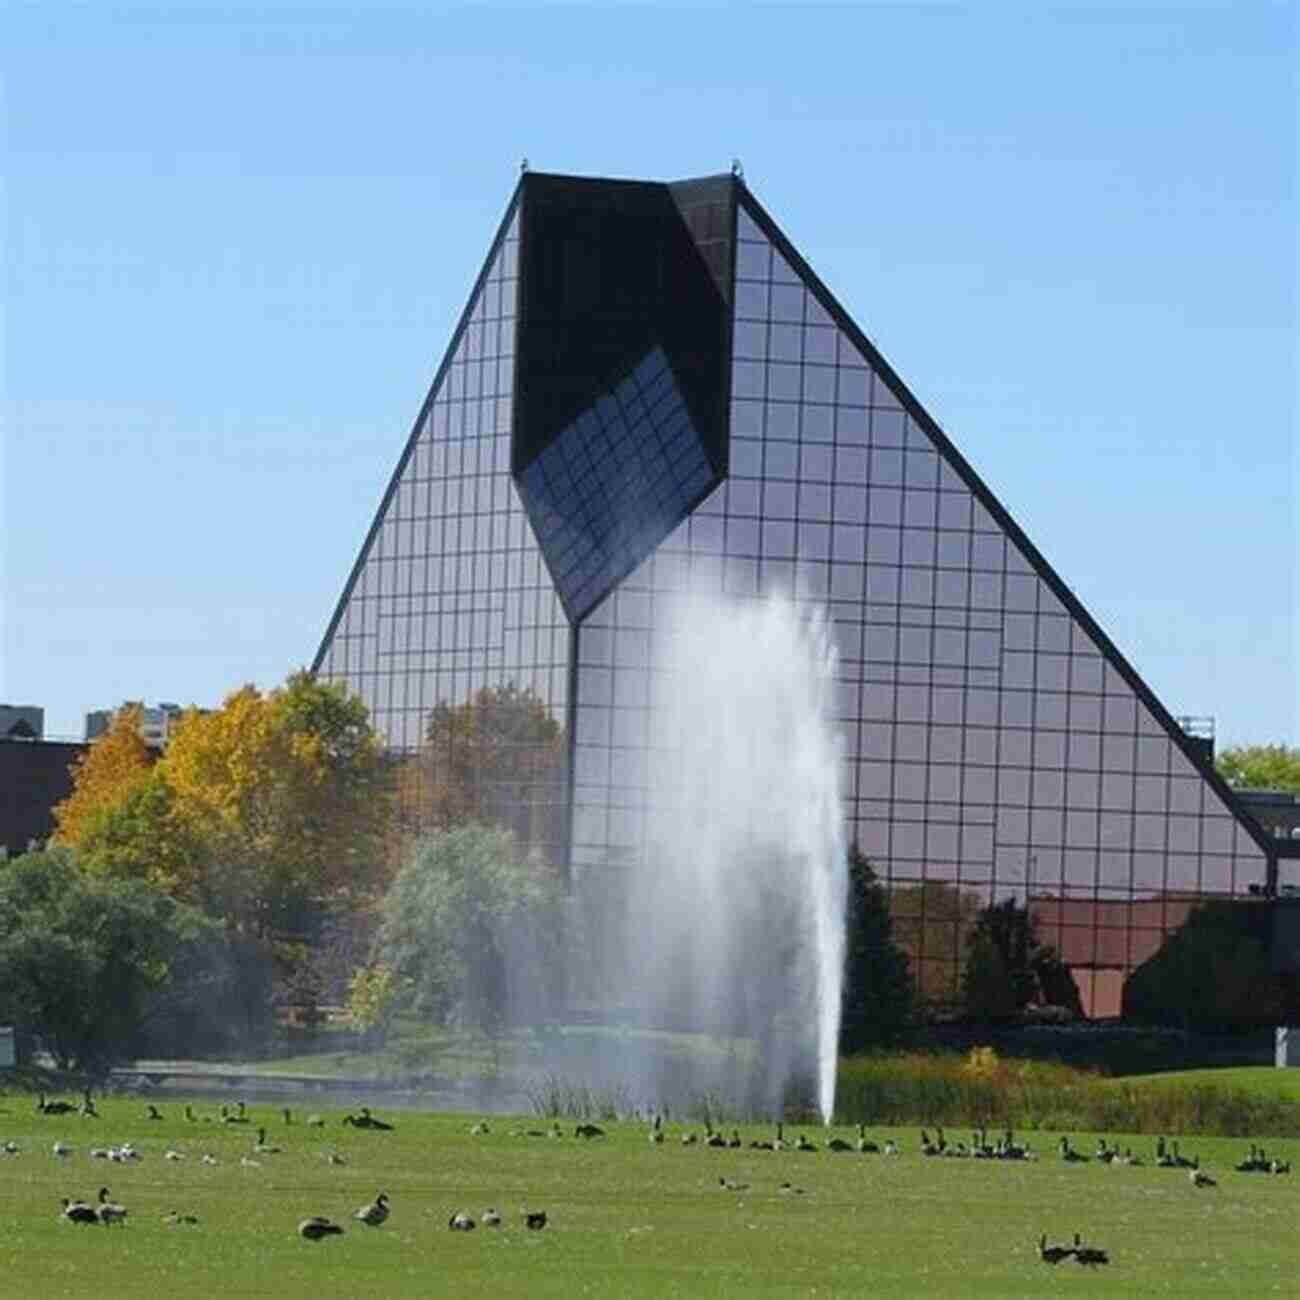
310;180;525;673
732;181;1274;864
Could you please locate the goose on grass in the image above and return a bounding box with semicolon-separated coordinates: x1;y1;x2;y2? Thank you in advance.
95;1188;127;1227
298;1216;343;1240
355;1192;390;1226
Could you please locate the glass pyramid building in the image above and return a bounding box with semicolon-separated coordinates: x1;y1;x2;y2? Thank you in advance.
314;171;1275;1016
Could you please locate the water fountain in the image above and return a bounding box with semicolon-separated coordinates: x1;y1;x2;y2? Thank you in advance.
604;586;848;1122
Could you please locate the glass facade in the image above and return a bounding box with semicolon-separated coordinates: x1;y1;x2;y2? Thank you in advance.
516;345;718;623
316;207;571;860
317;172;1272;1016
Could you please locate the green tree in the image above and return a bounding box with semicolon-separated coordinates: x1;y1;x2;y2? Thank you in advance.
377;823;565;1034
346;962;398;1044
839;846;913;1050
0;847;234;1075
1216;744;1300;793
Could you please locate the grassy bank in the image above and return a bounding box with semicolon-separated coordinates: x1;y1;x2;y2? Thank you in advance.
836;1050;1300;1137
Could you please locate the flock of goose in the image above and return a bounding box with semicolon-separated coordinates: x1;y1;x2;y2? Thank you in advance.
13;1090;1296;1263
18;1094;550;1241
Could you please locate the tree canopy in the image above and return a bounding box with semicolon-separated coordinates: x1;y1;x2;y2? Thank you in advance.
376;823;565;1034
839;846;913;1050
1216;744;1300;793
53;672;390;936
160;671;391;930
52;705;154;847
0;847;233;1075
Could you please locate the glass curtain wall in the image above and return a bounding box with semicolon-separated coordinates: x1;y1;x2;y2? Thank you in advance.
316;211;571;862
571;193;1268;1013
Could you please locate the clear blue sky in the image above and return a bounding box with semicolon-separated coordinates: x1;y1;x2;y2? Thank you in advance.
3;1;1296;748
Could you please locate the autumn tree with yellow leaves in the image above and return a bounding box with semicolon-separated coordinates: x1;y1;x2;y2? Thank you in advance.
53;674;391;939
158;671;392;935
53;704;155;846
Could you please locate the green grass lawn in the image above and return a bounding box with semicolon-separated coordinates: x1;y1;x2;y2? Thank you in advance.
1117;1066;1300;1101
1;1095;1297;1299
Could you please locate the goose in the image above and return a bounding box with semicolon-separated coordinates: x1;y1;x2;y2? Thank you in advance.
298;1216;343;1240
253;1127;283;1154
37;1092;75;1115
89;1147;110;1160
240;1156;262;1169
2;1140;20;1154
1058;1136;1088;1163
682;1131;700;1146
95;1187;127;1226
649;1116;664;1145
547;1122;563;1140
481;1208;502;1228
60;1197;98;1225
52;1140;72;1158
1072;1234;1109;1267
855;1124;879;1154
184;1106;197;1123
1095;1138;1116;1164
704;1122;726;1149
355;1192;390;1226
771;1122;786;1152
144;1104;163;1121
162;1211;199;1226
777;1181;806;1195
883;1139;899;1156
920;1129;942;1157
1270;1158;1291;1175
164;1148;186;1162
469;1120;490;1136
306;1114;325;1128
1037;1233;1074;1264
826;1131;853;1153
523;1209;548;1230
727;1129;743;1149
448;1211;476;1231
79;1093;98;1119
719;1176;750;1192
201;1153;219;1166
1236;1145;1263;1173
793;1132;818;1153
1189;1168;1217;1188
325;1151;346;1166
343;1107;393;1131
574;1122;605;1139
224;1100;249;1125
282;1108;293;1125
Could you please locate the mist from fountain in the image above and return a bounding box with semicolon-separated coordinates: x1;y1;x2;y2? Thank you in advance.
611;586;848;1122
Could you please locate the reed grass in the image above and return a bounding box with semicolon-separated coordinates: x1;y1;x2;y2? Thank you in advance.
835;1048;1300;1137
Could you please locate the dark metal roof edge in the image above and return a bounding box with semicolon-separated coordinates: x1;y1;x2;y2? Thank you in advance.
310;180;525;673
733;181;1274;862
